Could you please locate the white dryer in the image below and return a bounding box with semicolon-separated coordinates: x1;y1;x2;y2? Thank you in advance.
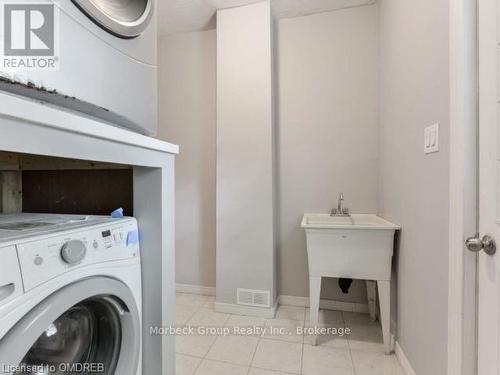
0;214;142;375
0;0;157;135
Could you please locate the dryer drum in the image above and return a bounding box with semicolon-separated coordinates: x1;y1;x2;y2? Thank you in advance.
71;0;153;38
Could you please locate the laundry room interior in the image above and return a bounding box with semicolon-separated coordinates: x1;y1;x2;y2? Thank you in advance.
158;1;449;374
0;0;478;374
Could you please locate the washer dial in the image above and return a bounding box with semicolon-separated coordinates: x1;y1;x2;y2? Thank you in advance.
61;240;87;265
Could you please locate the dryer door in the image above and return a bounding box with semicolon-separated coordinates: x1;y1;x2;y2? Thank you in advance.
0;277;140;375
71;0;153;38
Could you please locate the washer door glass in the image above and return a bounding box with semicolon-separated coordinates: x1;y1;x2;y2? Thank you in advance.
15;298;121;375
0;277;140;375
72;0;153;38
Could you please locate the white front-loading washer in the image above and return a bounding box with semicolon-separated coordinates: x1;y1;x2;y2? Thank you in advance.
0;214;142;375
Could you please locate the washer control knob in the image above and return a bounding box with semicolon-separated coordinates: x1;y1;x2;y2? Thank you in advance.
61;240;87;265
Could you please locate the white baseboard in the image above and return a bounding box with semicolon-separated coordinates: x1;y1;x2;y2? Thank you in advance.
214;301;278;319
176;283;216;296
279;295;369;313
395;341;416;375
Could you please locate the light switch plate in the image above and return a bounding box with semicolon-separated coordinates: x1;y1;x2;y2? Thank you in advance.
424;123;439;154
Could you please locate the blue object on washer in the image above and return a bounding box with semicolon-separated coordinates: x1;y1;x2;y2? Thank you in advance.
127;230;139;246
111;207;124;218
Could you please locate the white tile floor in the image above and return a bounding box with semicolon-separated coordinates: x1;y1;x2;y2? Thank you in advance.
175;293;406;375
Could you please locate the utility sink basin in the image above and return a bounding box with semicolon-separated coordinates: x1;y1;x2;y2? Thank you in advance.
301;213;400;230
301;213;400;353
301;214;400;280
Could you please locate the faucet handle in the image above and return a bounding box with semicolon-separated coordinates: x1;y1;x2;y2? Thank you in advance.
342;208;350;215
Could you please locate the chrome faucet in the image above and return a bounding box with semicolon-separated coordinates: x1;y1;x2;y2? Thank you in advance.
330;193;350;217
337;192;344;213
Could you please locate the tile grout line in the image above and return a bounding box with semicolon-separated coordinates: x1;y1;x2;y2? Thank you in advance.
194;301;252;374
300;306;306;375
251;365;300;375
196;321;228;373
184;302;203;326
251;364;300;375
176;295;213;375
202;311;232;359
250;305;305;375
177;293;209;326
247;329;262;374
176;353;204;375
343;311;358;375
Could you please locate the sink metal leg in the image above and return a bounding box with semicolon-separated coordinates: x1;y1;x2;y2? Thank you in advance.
366;280;377;322
309;276;322;346
377;280;392;354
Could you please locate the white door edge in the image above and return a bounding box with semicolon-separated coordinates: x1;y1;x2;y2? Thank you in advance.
448;0;479;374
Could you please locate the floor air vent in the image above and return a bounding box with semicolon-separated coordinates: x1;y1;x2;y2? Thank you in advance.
237;288;271;308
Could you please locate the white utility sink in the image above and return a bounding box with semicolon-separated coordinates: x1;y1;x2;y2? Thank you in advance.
302;213;400;353
302;213;400;230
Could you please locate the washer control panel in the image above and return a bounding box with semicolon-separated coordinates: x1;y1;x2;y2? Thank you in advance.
16;218;139;291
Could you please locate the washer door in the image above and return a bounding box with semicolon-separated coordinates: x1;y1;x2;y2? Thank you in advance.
71;0;153;38
0;277;140;375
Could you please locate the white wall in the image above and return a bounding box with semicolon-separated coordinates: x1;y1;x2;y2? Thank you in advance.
216;1;277;306
277;5;379;301
378;0;450;373
157;30;217;288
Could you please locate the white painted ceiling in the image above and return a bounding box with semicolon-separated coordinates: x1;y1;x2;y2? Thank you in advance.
158;0;376;36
